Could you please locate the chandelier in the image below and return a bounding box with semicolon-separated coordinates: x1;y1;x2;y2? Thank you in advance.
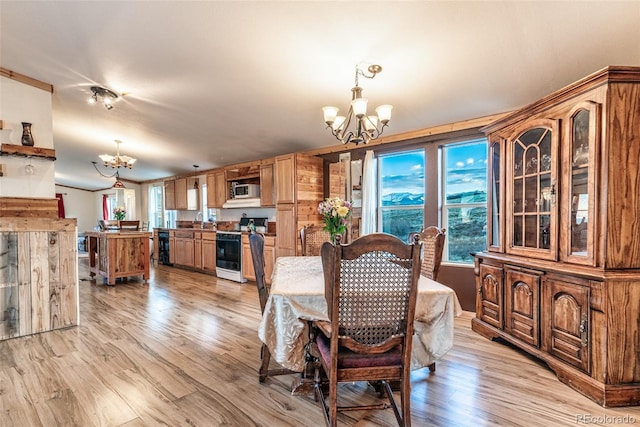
88;86;119;110
322;64;393;145
98;139;136;169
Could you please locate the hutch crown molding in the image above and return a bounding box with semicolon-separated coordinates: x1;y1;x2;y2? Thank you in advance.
473;66;640;407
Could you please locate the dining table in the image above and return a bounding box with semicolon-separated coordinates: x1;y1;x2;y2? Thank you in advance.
258;255;463;387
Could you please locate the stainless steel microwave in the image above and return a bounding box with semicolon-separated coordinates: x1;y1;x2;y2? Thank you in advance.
233;183;260;198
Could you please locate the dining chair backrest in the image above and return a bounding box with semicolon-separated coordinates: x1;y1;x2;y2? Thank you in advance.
100;219;119;231
408;226;446;281
300;224;332;256
119;220;140;231
314;232;422;426
322;233;422;351
249;231;268;313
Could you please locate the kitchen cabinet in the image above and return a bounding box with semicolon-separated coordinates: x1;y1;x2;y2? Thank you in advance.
274;153;323;257
194;231;203;270
473;66;640;407
242;234;276;284
173;230;195;267
165;178;199;211
241;235;255;282
175;178;188;210
206;169;227;208
260;162;275;207
164;180;176;210
0;218;78;341
168;230;176;265
202;232;216;272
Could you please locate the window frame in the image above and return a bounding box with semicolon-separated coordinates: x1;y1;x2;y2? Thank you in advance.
376;148;426;242
440;138;488;265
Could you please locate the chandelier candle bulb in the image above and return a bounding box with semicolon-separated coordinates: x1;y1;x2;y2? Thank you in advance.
323;106;339;124
375;104;393;123
351;97;368;118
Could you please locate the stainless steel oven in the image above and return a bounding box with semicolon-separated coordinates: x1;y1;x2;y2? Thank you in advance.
215;231;246;283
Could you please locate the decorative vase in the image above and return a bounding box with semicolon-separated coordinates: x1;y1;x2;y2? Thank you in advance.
21;122;34;146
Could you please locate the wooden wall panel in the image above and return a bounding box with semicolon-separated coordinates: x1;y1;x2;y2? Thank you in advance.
0;197;58;218
30;231;50;333
59;231;77;327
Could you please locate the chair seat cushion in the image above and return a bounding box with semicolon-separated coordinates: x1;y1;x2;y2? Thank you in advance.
316;331;402;369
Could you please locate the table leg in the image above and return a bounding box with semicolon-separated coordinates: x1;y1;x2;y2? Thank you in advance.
291;321;318;395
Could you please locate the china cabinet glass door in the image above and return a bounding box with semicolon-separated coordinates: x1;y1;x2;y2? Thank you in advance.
508;120;558;260
565;102;599;265
487;139;504;252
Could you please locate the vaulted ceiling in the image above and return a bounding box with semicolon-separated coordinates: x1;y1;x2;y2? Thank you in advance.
1;1;639;190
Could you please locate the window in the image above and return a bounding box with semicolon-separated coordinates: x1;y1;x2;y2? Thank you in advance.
148;184;165;229
378;150;425;242
106;195;117;219
441;139;488;264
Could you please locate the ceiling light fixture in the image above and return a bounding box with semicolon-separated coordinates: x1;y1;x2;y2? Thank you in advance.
112;171;126;189
98;139;136;169
322;64;393;145
193;165;199;190
88;86;119;110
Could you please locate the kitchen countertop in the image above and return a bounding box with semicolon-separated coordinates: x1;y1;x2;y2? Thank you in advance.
153;227;276;237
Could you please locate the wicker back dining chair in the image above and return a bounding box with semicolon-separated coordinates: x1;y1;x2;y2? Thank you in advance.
312;233;422;427
300;224;332;256
249;232;294;382
408;226;446;281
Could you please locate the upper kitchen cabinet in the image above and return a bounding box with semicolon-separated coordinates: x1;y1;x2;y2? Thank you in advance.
206;169;227;209
165;177;199;211
474;66;640;407
164;179;176;210
260;161;275;207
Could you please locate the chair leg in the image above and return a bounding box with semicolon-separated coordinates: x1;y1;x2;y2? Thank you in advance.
259;343;271;383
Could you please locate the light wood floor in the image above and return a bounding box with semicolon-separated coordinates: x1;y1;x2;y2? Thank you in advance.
2;260;639;427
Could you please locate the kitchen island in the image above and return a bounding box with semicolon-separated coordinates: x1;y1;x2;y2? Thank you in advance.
86;231;152;285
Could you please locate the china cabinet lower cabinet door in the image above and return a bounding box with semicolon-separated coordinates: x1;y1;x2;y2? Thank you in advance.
476;263;503;330
542;277;590;373
504;267;540;347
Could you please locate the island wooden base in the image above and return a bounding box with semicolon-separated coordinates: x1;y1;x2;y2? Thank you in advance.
87;231;151;286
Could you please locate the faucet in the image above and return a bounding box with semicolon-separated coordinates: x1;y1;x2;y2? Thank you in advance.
193;212;203;224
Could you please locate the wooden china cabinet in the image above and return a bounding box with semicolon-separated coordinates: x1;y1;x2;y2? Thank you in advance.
473;66;640;407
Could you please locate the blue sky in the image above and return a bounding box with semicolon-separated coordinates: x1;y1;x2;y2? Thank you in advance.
379;139;487;198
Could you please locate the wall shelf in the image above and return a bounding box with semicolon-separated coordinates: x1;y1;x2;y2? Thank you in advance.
0;143;56;161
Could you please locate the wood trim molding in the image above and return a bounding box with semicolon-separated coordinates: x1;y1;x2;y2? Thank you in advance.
303;112;511;156
0;67;54;93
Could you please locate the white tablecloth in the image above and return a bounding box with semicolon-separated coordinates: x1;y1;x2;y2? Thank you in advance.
258;256;463;372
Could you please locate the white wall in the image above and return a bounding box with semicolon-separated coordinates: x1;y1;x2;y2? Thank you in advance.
55;185;97;233
0;76;55;197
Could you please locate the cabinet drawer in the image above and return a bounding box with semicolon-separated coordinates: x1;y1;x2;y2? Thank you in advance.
175;230;194;239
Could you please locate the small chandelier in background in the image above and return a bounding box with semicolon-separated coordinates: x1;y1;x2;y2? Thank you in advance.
99;139;136;169
88;86;119;110
112;171;126;189
322;64;393;145
193;165;199;190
